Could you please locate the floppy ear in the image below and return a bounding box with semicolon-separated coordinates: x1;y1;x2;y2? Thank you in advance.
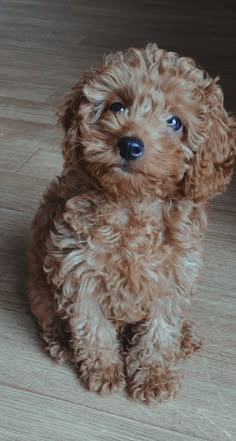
184;81;236;202
57;82;85;170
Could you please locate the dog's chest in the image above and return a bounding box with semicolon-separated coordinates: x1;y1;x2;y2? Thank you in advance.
65;195;165;266
60;195;202;323
62;195;166;321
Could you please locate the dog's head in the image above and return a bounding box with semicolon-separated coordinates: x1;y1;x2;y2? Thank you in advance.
58;44;235;201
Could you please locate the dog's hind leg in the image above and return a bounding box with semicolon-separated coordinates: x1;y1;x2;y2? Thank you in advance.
39;315;70;363
29;282;70;363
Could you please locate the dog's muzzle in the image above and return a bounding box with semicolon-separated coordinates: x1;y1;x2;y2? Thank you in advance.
117;136;144;160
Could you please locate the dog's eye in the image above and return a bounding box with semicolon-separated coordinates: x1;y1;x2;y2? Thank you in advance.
109;102;125;113
167;116;183;132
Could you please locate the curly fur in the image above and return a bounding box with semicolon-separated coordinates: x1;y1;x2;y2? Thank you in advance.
28;44;236;402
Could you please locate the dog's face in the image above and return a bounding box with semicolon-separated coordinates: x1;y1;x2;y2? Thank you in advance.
59;44;235;201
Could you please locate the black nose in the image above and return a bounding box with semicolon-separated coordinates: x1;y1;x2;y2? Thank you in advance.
117;136;144;160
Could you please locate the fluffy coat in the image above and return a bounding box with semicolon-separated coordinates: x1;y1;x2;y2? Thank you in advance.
28;44;235;402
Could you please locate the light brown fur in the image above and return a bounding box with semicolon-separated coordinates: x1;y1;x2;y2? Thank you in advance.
28;44;235;402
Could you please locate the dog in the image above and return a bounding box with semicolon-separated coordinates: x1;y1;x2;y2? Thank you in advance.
28;44;235;403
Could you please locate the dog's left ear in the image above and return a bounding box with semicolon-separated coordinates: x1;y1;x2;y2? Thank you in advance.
57;82;85;169
184;81;236;202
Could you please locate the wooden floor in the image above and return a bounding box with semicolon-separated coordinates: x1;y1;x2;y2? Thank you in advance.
0;1;236;440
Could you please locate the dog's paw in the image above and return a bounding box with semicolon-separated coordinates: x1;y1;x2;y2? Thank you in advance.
179;321;203;360
127;362;181;403
80;362;125;395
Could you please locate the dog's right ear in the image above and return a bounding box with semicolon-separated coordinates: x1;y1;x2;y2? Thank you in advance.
57;83;84;169
57;83;83;133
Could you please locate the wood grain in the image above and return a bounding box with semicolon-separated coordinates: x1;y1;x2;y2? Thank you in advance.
0;1;235;440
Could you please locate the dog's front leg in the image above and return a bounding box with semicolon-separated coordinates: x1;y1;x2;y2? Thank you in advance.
69;299;124;394
126;302;183;403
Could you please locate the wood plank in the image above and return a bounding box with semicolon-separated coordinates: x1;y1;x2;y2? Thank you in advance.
16;149;63;178
1;384;210;441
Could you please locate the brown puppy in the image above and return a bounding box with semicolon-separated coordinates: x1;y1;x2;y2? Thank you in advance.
28;44;235;403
